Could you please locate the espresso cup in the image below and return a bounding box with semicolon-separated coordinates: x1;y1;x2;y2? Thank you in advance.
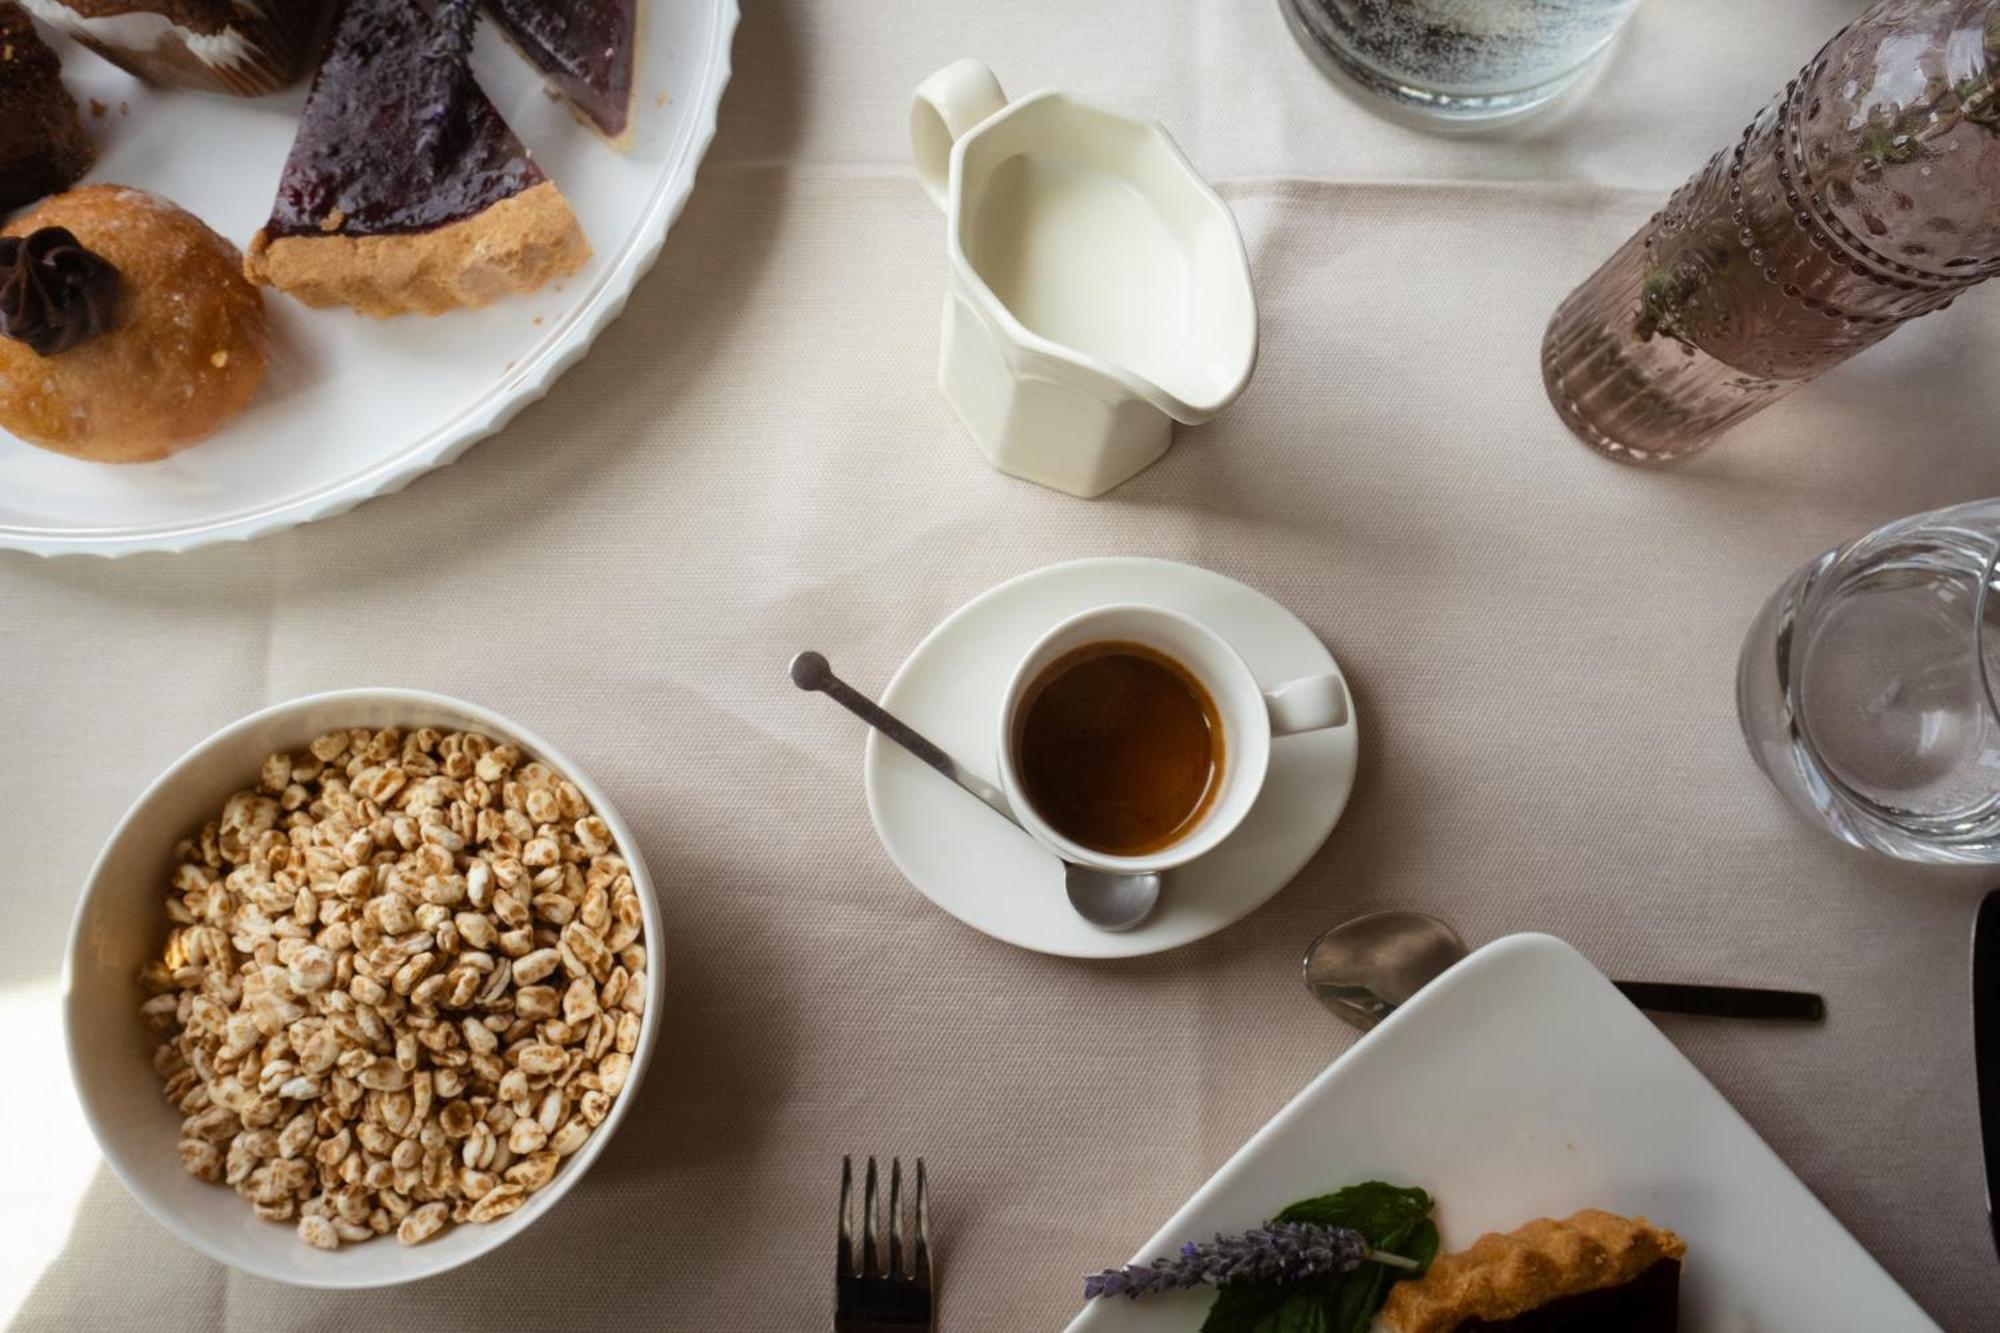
996;604;1349;874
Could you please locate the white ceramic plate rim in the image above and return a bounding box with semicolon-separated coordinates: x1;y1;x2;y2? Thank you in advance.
61;688;666;1288
862;557;1357;959
7;3;738;559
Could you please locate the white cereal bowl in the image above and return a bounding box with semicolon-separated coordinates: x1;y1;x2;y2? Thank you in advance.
62;689;665;1288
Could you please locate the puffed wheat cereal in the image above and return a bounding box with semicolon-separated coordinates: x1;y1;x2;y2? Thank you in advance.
141;728;647;1250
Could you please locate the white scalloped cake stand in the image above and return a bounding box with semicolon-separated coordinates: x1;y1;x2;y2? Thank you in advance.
0;1;737;556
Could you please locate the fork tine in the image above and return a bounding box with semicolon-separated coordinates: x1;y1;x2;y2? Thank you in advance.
888;1158;905;1281
861;1156;880;1278
838;1155;855;1277
913;1157;931;1282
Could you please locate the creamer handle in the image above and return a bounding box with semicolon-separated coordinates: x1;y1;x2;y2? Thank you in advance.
911;59;1009;210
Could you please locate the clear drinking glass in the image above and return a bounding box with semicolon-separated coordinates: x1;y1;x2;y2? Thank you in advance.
1738;499;2000;861
1279;0;1643;125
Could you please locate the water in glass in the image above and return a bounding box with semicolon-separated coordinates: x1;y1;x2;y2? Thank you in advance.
1738;500;2000;861
1279;0;1642;124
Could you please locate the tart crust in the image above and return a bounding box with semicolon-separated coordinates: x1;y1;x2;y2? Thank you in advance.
243;181;589;319
1382;1210;1686;1333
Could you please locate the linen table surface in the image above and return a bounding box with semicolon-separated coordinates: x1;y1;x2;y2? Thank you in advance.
6;1;1999;1328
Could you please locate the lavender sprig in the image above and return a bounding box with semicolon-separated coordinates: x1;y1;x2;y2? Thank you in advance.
1082;1221;1415;1301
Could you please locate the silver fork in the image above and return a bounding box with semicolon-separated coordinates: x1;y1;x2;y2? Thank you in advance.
836;1156;933;1332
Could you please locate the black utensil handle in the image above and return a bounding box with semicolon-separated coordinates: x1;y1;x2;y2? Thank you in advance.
1614;981;1825;1021
1972;890;2000;1261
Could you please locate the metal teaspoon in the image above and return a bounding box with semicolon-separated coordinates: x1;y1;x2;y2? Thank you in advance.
789;651;1163;932
1302;911;1826;1029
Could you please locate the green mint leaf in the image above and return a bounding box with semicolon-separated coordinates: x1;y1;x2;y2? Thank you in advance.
1201;1279;1332;1333
1196;1183;1439;1333
1325;1220;1438;1333
1274;1182;1433;1248
1272;1184;1437;1333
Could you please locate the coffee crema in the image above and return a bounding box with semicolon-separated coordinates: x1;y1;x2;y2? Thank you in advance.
1013;640;1223;856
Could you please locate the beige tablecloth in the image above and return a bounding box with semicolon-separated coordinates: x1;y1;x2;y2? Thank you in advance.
8;0;2000;1328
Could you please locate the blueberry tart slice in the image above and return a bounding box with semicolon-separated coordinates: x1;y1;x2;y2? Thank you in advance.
485;0;639;143
244;0;588;318
1382;1210;1685;1333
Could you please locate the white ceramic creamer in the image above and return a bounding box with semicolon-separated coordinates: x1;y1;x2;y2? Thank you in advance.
910;60;1258;498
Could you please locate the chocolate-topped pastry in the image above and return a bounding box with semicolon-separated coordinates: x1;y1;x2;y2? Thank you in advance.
0;185;268;462
1382;1210;1685;1333
16;0;339;96
244;0;588;317
0;2;93;216
485;0;639;143
0;224;118;354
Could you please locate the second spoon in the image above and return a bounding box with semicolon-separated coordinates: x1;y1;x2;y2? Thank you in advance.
1303;912;1826;1028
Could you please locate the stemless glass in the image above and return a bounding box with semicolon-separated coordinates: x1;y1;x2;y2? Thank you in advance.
1738;500;2000;861
1279;0;1643;125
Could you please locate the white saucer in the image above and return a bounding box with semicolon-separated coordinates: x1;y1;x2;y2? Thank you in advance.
864;558;1359;958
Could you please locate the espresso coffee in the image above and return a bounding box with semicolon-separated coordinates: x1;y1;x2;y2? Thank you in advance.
1014;640;1223;856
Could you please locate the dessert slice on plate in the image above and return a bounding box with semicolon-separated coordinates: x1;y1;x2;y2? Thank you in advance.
484;0;639;144
0;0;93;217
1382;1210;1685;1332
244;0;589;318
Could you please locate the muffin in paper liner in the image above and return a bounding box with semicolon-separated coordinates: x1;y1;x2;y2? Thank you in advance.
19;0;340;97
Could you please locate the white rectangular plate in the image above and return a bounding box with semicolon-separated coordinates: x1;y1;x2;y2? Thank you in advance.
1065;933;1939;1332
